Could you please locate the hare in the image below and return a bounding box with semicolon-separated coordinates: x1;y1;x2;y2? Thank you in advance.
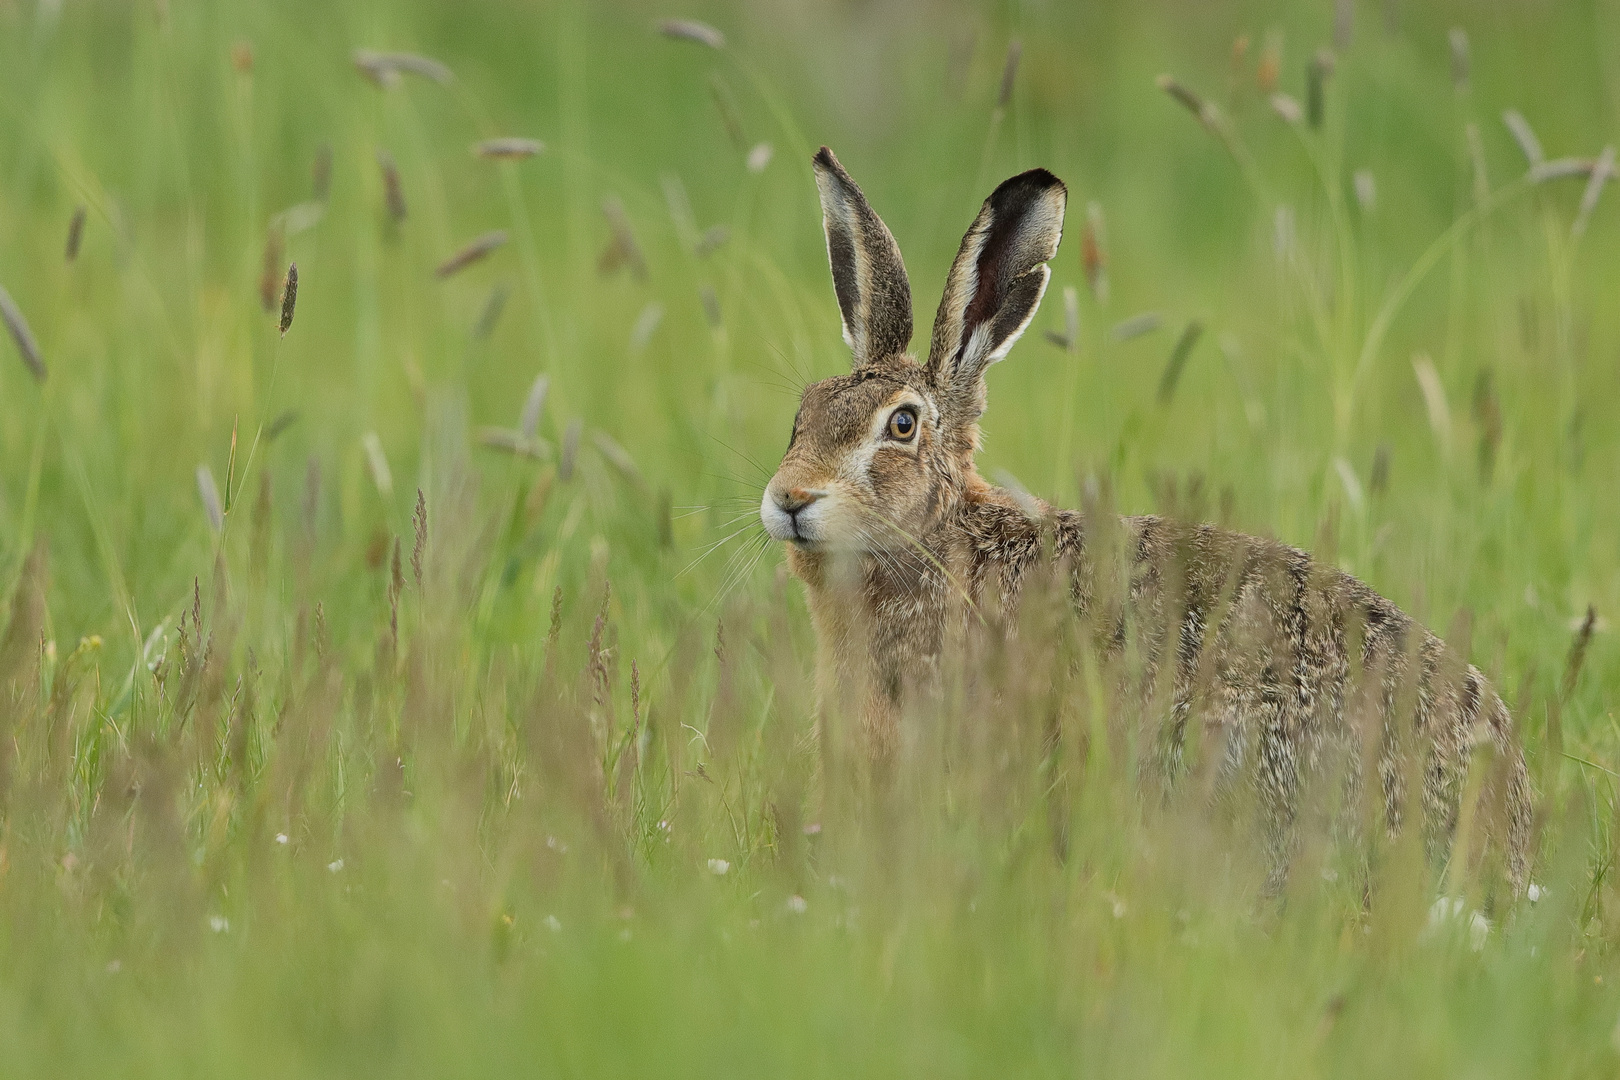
760;147;1531;892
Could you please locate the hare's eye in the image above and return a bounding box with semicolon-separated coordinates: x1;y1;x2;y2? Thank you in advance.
887;408;917;441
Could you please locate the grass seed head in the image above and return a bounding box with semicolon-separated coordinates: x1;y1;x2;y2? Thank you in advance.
629;302;664;353
1157;320;1204;404
279;263;298;336
473;283;510;339
598;198;647;280
266;410;300;442
1270;93;1303;125
0;283;45;382
1333;0;1353;51
694;224;730;257
559;419;583;482
435;231;508;278
708;72;748;150
521;375;549;440
656;18;725;49
196;466;224;533
312;144;332;201
354;49;452;87
1502;110;1545;169
362;433;393;498
1306;49;1334;129
1082;201;1109;304
1571;145;1615;238
592;431;645;491
65;206;87;262
411;490;427;588
1257;28;1282;91
378;149;407;222
473;137;545;160
1111;312;1161;342
746;142;773;172
1449;28;1470;91
699;285;722;329
1353;168;1377;210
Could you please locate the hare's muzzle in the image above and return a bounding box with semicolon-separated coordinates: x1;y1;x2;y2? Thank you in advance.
760;484;829;545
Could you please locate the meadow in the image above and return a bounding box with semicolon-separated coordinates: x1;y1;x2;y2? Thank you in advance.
2;0;1619;1074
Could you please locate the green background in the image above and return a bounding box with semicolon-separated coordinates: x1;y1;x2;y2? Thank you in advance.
1;0;1619;1075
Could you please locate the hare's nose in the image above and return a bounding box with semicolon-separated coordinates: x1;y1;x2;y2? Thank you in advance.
775;488;822;515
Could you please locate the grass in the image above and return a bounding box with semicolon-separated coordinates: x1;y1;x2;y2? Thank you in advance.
2;0;1620;1075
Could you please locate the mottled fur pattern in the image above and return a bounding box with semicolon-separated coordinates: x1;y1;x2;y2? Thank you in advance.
762;148;1531;892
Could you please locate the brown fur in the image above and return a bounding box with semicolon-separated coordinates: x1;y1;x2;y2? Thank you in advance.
763;148;1532;893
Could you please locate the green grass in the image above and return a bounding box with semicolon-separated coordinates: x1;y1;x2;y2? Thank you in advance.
2;0;1620;1075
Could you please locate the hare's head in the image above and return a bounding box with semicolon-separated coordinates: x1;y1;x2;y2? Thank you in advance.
761;147;1066;554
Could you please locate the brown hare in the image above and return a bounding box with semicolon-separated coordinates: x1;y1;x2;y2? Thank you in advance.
761;147;1531;893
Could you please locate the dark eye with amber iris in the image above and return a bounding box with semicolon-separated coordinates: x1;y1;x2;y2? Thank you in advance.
887;407;917;441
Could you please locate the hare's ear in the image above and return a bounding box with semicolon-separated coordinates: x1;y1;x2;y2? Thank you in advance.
813;147;913;369
926;169;1066;407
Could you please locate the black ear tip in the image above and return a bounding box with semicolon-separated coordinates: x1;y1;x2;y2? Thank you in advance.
1027;168;1066;194
986;167;1067;214
813;146;839;170
1000;167;1065;196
